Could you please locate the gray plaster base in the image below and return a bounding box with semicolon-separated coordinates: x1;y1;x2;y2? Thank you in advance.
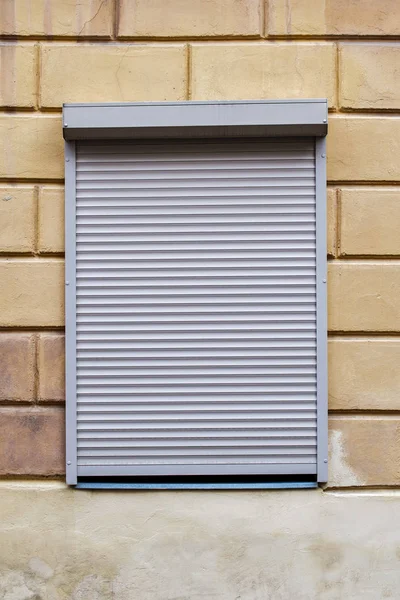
0;482;398;600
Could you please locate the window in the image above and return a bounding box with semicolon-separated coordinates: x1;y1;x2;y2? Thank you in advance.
64;100;327;488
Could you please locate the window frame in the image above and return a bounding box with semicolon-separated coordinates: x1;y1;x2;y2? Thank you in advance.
64;100;328;487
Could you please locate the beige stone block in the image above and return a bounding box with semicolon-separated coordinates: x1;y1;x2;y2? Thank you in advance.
0;45;36;108
329;339;400;410
118;0;261;38
40;45;187;108
340;44;400;110
0;260;64;327
0;407;64;475
328;263;400;332
0;186;35;253
267;0;325;35
0;0;113;37
327;117;400;182
0;334;35;402
340;188;400;256
329;418;400;487
327;188;336;258
191;43;336;107
267;0;400;36
38;334;65;402
38;187;64;254
0;115;63;180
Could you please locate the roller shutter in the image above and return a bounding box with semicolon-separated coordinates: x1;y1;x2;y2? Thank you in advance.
70;137;322;479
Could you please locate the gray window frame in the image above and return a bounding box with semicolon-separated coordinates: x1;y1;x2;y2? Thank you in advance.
64;100;328;487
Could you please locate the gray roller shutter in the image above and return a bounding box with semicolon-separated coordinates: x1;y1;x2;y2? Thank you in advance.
69;137;323;480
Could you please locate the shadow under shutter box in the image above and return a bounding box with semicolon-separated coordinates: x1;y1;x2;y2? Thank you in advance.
64;100;328;487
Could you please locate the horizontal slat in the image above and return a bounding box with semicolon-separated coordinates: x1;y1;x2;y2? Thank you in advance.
76;242;316;252
76;267;315;277
76;157;314;167
77;231;315;241
77;313;315;324
76;368;316;379
76;288;315;298
78;400;316;410
77;296;315;306
78;438;316;448
78;308;314;319
76;357;316;366
78;364;316;373
76;284;315;294
76;253;316;263
77;326;315;336
76;157;314;168
76;314;316;324
76;155;314;165
77;459;317;467
77;252;316;262
77;306;315;316
76;326;316;336
76;150;314;160
77;449;316;459
76;166;314;178
77;151;314;162
78;393;316;404
77;273;315;294
78;372;315;382
77;400;316;410
76;206;316;217
77;239;315;247
76;194;315;203
77;429;315;439
78;359;315;377
78;258;315;269
77;385;316;394
76;353;316;361
77;413;317;424
76;156;314;165
77;423;317;433
77;157;314;167
77;328;316;342
76;215;315;226
76;168;315;179
76;184;315;193
76;263;315;274
77;351;316;360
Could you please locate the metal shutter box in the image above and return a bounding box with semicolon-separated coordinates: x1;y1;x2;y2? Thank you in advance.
65;134;327;483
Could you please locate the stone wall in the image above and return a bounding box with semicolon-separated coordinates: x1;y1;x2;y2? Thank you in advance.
1;1;400;597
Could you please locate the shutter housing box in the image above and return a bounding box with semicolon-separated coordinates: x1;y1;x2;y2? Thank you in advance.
64;100;328;487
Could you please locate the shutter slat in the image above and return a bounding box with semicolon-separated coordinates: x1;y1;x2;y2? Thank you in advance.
76;207;316;216
76;196;315;204
78;430;315;439
77;357;316;364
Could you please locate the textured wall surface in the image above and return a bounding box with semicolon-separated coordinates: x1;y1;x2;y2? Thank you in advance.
1;484;400;600
1;0;400;597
